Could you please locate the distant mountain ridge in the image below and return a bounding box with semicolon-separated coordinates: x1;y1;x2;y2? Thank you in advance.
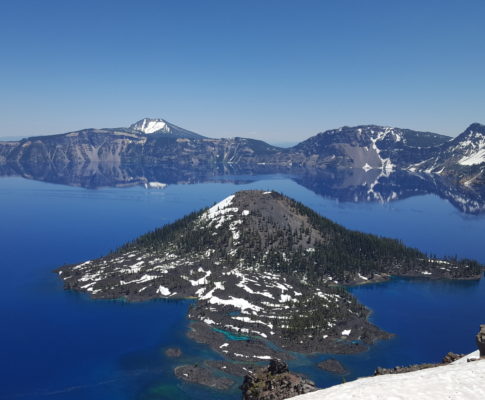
1;118;484;189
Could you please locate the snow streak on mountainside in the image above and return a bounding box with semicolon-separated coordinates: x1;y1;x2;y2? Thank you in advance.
451;124;485;166
416;124;485;172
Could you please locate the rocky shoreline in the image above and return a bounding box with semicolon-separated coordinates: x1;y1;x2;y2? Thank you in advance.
374;352;465;376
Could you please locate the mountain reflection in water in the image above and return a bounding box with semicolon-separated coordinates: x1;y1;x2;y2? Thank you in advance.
1;161;484;214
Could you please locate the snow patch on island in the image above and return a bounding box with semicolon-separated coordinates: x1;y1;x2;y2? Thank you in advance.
156;285;171;296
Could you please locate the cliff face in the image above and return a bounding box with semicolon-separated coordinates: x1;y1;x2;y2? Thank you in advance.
0;132;290;167
292;125;450;170
2;130;143;165
120;136;290;166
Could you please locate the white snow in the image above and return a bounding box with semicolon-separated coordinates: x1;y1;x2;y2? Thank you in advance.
206;195;235;218
156;285;171;296
229;219;243;240
132;118;169;134
188;270;211;286
231;316;274;329
362;163;373;172
455;132;485;166
207;296;262;312
280;293;292;302
458;148;485;166
120;274;158;285
201;195;239;228
200;282;225;300
452;350;480;364
369;128;396;171
145;181;167;189
293;353;485;400
234;272;275;299
341;329;351;336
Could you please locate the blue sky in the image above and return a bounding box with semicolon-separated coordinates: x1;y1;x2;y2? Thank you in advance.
1;0;484;141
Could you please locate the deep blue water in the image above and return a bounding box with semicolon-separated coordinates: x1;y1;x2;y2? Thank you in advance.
0;176;484;399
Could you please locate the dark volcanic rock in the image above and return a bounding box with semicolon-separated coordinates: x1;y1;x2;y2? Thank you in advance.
268;359;289;375
164;347;182;358
174;364;234;390
476;325;485;357
374;363;438;376
317;358;348;375
241;360;316;400
374;351;466;376
442;352;466;363
206;360;256;377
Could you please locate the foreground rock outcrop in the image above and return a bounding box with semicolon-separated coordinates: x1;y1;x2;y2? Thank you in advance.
241;359;316;400
476;324;485;357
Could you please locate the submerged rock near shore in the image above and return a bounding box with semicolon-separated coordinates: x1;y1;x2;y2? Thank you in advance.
55;190;483;364
164;347;182;358
174;364;235;390
317;359;348;375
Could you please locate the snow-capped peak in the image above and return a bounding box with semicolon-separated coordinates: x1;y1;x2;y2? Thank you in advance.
128;118;206;139
130;118;171;134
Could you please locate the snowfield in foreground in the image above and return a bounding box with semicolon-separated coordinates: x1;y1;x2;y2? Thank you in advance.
294;351;485;400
